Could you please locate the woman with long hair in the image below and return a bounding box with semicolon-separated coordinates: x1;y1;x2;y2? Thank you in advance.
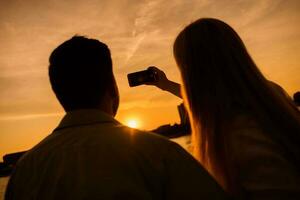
174;18;300;198
148;18;300;198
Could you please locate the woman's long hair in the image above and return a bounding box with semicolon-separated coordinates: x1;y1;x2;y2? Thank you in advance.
173;18;300;193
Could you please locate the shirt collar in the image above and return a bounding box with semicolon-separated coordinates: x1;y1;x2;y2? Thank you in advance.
55;109;120;131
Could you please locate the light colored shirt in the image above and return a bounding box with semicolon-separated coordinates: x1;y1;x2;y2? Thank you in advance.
5;109;226;200
228;114;300;200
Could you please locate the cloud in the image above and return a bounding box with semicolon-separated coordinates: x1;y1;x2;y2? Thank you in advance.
0;113;63;121
124;33;146;64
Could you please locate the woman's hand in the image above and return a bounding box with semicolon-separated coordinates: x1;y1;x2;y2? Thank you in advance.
146;66;182;98
146;66;169;90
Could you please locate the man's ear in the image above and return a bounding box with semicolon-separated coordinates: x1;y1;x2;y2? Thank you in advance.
110;77;119;116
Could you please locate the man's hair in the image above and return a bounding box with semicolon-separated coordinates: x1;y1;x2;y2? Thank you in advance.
49;36;114;111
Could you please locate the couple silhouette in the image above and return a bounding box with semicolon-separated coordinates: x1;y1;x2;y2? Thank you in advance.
5;18;300;200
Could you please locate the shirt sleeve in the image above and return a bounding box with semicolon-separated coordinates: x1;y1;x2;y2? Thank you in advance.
163;142;228;200
228;124;300;200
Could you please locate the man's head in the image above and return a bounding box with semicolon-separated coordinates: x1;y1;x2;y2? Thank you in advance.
49;36;119;115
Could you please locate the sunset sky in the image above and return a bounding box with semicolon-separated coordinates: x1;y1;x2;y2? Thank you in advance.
0;0;299;159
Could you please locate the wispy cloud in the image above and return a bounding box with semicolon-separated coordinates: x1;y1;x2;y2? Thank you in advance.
0;113;63;121
125;0;163;64
124;33;146;64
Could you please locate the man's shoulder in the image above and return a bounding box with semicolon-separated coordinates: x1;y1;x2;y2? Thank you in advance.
100;123;193;157
116;124;170;141
112;124;180;150
17;123;188;167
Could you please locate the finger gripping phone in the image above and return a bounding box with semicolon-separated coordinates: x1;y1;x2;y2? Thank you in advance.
127;68;157;87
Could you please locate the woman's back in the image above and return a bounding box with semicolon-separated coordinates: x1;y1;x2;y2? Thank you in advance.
227;113;300;199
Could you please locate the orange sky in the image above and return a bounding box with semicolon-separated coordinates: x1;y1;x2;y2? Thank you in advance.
0;0;300;159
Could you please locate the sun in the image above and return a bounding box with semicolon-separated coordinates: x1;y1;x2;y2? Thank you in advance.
126;119;139;128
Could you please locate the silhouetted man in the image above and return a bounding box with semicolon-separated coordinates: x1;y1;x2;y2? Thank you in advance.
5;36;227;200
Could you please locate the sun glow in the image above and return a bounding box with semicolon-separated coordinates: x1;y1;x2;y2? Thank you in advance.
126;119;139;128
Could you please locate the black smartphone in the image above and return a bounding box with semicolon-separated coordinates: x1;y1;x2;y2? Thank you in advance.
127;67;157;87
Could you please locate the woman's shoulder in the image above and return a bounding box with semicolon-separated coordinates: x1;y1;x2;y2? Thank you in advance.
227;113;300;197
228;113;261;131
228;113;275;152
227;113;285;160
227;112;282;143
